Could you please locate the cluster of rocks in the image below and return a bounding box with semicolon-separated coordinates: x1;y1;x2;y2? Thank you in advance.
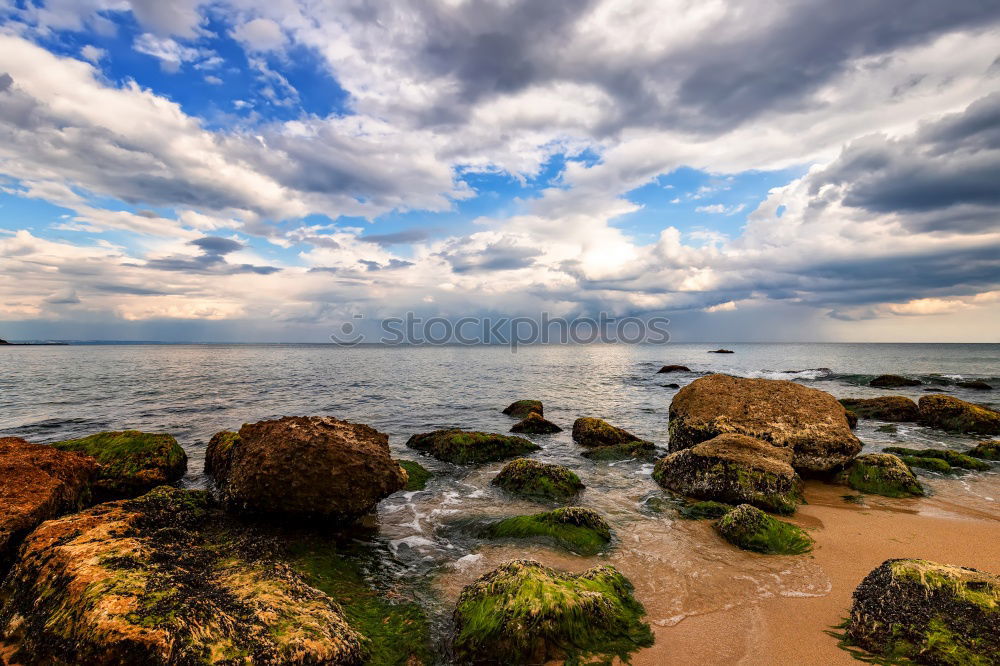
869;373;994;391
841;393;1000;435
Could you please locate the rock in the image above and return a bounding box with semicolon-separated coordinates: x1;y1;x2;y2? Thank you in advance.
207;416;406;521
581;440;657;461
405;429;539;464
652;434;802;514
847;559;999;664
843;453;924;497
50;430;187;500
0;338;8;344
502;400;543;418
715;504;813;555
662;383;681;389
708;349;734;353
572;417;644;448
491;458;583;501
969;441;1000;460
883;446;990;471
0;437;96;568
397;459;432;491
0;487;367;665
481;507;612;555
845;410;859;429
452;560;653;664
957;380;993;390
875;424;897;433
510;412;562;434
899;455;952;474
678;500;733;520
918;394;1000;435
657;364;690;373
870;374;922;388
668;374;862;473
840;396;919;422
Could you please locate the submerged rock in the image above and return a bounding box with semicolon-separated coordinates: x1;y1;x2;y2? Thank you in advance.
405;429;539;464
481;507;612;555
50;430;187;500
883;446;990;471
678;500;733;520
662;383;681;389
501;400;543;418
452;560;653;664
397;459;433;491
847;559;999;665
919;394;1000;435
492;458;583;501
657;364;690;373
969;440;1000;460
581;440;657;461
0;437;96;568
0;487;367;665
668;374;861;473
708;349;734;353
899;455;952;474
510;411;562;434
843;453;924;497
840;396;919;422
653;434;802;514
870;374;922;388
716;504;813;555
208;416;406;521
957;380;993;390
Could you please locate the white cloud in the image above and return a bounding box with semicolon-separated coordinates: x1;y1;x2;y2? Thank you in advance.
231;17;285;52
79;44;106;63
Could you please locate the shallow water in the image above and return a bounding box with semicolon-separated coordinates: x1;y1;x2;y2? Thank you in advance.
2;342;998;659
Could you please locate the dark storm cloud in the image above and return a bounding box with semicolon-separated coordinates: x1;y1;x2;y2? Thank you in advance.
144;237;279;275
442;238;542;273
190;236;243;254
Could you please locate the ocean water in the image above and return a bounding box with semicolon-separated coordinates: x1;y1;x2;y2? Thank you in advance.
2;342;998;645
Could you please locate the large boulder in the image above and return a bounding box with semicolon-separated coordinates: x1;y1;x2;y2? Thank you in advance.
918;394;1000;435
847;559;999;664
207;416;406;521
0;437;96;567
452;560;653;664
652;434;802;514
481;507;612;555
668;374;862;473
491;458;583;501
50;430;187;499
842;453;923;498
0;487;367;665
405;429;539;464
870;374;922;388
840;396;919;422
716;504;813;555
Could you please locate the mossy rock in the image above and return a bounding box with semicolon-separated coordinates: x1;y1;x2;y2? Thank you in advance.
884;446;990;471
716;504;813;555
679;500;733;520
481;507;612;555
492;458;583;501
870;374;922;388
581;439;657;461
405;429;539;464
969;441;1000;460
876;424;898;433
843;453;924;498
452;559;653;664
572;417;645;448
397;459;432;491
900;455;953;474
840;396;919;422
502;400;543;418
918;394;1000;435
657;364;690;373
847;558;1000;665
50;430;187;499
510;412;562;434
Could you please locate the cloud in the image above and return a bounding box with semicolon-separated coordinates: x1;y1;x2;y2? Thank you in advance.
132;33;207;71
231;18;285;52
359;229;434;245
80;45;105;63
190;236;243;254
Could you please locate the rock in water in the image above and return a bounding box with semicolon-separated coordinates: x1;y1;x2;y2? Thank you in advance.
510;411;562;434
708;349;734;353
397;459;432;490
50;430;187;500
668;374;861;473
653;434;802;514
207;416;406;521
843;453;923;497
452;560;653;664
847;559;999;664
0;487;367;665
957;380;992;390
572;417;642;448
491;458;583;500
715;504;813;555
840;396;919;422
0;437;96;568
405;429;539;464
969;440;1000;460
657;364;690;373
502;400;543;418
481;507;612;555
869;374;922;388
918;394;1000;435
882;446;990;471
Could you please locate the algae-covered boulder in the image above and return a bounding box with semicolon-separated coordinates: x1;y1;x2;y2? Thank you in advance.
492;458;583;501
0;487;367;665
668;374;862;473
969;441;1000;460
452;560;653;664
843;453;924;497
918;394;1000;435
883;446;990;471
50;430;187;499
957;380;993;390
510;412;562;434
502;400;543;418
716;504;813;555
481;507;612;555
0;437;96;567
657;364;690;373
847;559;999;665
405;428;539;464
573;417;644;447
840;396;919;422
870;374;922;388
208;416;406;521
397;459;432;491
581;440;657;461
679;500;733;520
653;433;802;514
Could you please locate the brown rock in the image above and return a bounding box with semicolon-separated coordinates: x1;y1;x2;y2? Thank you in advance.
657;365;690;373
840;396;919;422
918;394;1000;435
869;374;921;388
572;417;644;448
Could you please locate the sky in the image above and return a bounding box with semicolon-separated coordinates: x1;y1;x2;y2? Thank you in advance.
0;0;999;343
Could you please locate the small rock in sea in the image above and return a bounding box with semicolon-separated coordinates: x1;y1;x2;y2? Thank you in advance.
883;446;990;471
918;394;1000;435
842;453;923;498
572;417;642;448
846;559;999;664
397;459;433;491
715;504;813;555
510;411;562;434
969;440;1000;460
581;440;657;461
492;458;583;501
875;424;897;433
657;364;690;373
840;396;919;422
452;559;653;664
957;380;993;390
708;348;735;353
869;374;922;388
405;428;539;464
480;506;611;555
678;500;733;520
662;383;681;389
501;399;543;418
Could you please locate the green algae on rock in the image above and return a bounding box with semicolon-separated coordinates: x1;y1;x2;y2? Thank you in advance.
405;428;539;464
502;399;543;418
491;458;583;501
452;559;653;664
482;506;613;555
883;446;990;471
869;374;922;388
510;411;562;434
50;430;187;499
397;459;433;491
581;439;657;461
716;504;813;555
572;416;645;448
900;455;953;474
840;396;919;422
969;440;1000;460
653;433;802;515
843;453;924;498
847;558;1000;665
679;500;733;520
918;394;1000;435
